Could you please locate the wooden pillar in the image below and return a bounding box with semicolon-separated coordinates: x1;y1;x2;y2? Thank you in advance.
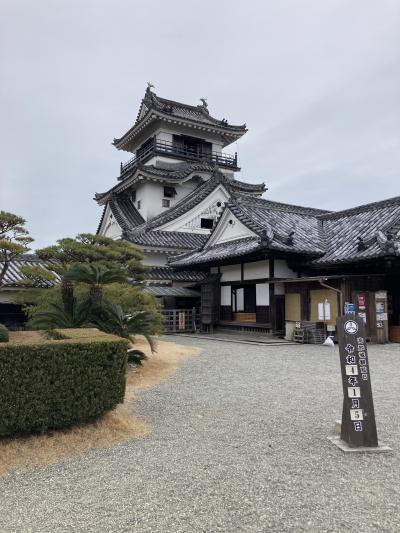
269;257;276;332
300;285;309;321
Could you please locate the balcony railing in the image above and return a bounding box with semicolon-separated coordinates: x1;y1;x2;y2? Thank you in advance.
120;138;238;177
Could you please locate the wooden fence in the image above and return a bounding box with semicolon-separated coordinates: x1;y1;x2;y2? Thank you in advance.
162;308;199;333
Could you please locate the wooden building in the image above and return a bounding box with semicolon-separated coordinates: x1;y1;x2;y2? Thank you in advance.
95;87;400;342
169;196;400;343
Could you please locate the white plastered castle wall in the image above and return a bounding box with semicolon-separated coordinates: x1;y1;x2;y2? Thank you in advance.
98;204;122;239
206;209;257;247
156;184;230;234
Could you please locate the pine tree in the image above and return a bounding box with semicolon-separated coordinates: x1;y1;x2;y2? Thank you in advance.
0;211;33;287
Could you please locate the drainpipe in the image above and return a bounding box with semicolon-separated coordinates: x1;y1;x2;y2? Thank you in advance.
318;278;344;316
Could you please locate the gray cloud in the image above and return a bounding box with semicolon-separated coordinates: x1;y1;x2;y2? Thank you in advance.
1;0;399;247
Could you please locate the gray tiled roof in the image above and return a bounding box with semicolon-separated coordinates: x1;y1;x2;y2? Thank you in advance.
0;255;59;288
314;196;400;265
147;267;207;282
96;193;144;234
170;195;400;267
113;88;247;150
125;230;208;250
171;237;262;266
110;194;144;229
144;285;200;298
228;197;328;255
95;161;266;203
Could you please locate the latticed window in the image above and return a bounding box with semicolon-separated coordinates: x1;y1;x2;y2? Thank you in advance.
200;218;213;229
163;186;176;198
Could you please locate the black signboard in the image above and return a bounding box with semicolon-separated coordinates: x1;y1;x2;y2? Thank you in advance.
336;315;378;447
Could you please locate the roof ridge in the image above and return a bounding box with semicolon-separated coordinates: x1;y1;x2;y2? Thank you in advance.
149;91;247;129
319;195;400;220
236;196;331;215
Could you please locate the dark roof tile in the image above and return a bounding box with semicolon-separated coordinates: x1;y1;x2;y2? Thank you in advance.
125;230;207;250
147;266;207;282
95;162;266;203
113;88;247;150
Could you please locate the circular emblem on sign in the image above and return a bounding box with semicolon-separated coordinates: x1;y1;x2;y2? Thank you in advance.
344;320;358;335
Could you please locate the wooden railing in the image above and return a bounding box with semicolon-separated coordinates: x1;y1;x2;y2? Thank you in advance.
120;138;238;176
162;308;200;333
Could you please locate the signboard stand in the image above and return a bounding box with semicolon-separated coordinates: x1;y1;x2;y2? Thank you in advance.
328;314;391;454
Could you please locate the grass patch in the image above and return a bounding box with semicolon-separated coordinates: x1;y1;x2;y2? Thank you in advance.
0;337;200;476
8;330;47;344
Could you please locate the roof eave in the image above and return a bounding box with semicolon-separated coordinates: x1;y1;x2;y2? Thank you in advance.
113;110;247;152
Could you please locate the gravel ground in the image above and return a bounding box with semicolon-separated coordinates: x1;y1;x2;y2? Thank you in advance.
0;337;399;533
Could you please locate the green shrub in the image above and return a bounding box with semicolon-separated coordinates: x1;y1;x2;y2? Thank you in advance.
0;324;9;343
0;329;129;436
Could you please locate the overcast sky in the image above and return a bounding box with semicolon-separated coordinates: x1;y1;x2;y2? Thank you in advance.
1;0;400;248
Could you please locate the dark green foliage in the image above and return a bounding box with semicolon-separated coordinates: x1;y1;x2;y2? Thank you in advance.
0;329;128;436
127;349;148;365
36;233;148;283
23;283;164;330
0;323;9;343
18;264;56;287
88;300;158;353
66;263;128;306
0;210;33;286
29;300;91;329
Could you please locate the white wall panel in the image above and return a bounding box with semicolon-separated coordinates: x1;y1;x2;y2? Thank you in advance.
220;264;241;282
244;260;269;280
236;288;244;311
221;285;231;306
256;283;269;305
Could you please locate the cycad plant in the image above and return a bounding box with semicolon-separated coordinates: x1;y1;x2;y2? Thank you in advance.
89;299;157;354
29;299;91;329
66;263;128;306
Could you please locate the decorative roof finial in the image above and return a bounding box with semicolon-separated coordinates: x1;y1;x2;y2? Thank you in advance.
147;82;155;92
200;97;208;110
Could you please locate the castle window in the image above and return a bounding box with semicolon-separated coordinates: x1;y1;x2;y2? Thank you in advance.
200;218;214;229
164;186;176;198
137;200;141;209
162;199;170;208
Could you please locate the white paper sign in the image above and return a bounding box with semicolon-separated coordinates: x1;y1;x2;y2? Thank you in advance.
345;365;359;376
350;409;364;421
324;301;331;320
348;387;361;398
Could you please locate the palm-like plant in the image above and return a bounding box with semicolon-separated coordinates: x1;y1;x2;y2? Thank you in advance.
66;263;128;306
29;299;90;329
89;300;157;353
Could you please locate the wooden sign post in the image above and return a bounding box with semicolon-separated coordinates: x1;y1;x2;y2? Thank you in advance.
330;314;391;452
336;315;378;448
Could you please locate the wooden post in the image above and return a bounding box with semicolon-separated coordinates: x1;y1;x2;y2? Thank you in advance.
336;315;378;447
269;257;275;332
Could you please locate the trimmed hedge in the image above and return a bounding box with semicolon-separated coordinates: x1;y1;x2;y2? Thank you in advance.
0;323;9;343
0;329;129;436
